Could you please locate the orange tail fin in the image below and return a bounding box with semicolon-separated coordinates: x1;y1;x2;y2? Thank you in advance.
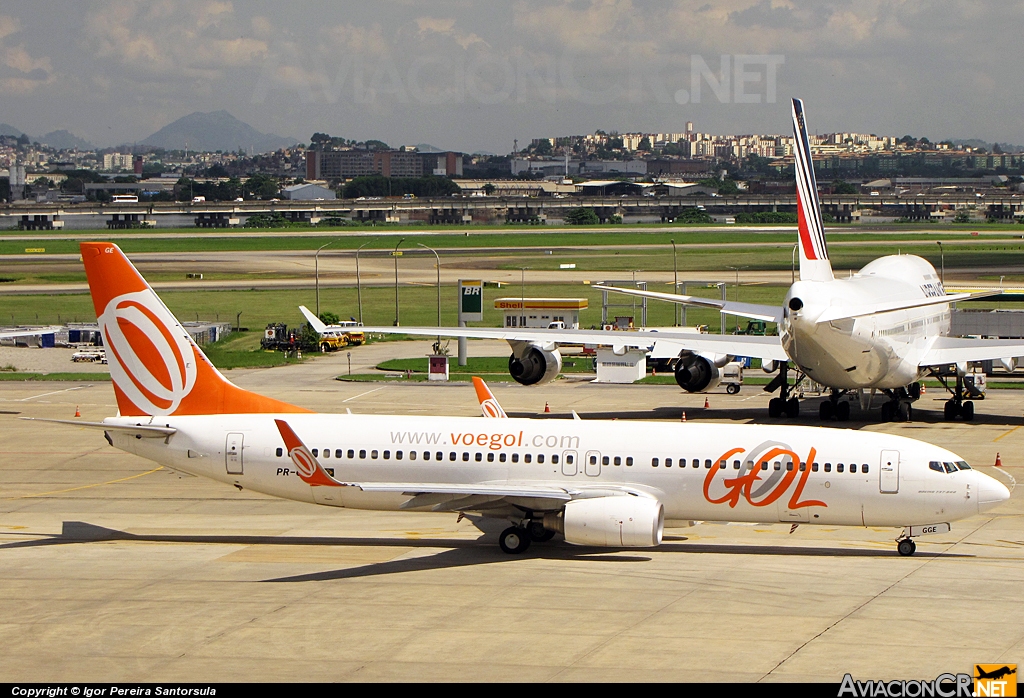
472;376;507;418
81;242;309;417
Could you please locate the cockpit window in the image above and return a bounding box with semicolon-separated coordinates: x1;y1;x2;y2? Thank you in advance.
929;461;944;473
956;460;972;470
943;462;957;473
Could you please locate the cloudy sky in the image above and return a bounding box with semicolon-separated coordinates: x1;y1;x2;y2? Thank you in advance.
2;0;1023;151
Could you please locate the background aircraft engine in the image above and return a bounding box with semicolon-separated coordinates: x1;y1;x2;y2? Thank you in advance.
508;345;562;385
554;496;664;547
673;354;722;393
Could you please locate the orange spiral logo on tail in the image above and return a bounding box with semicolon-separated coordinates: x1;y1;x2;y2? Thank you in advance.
288;447;318;478
98;290;197;416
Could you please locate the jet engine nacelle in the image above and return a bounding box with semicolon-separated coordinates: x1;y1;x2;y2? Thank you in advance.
508;344;562;386
550;496;664;547
673;353;724;393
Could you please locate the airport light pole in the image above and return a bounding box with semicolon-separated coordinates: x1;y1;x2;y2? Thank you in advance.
393;237;406;326
314;241;334;318
355;238;377;325
671;238;678;326
417;242;442;335
936;241;944;284
519;267;529;327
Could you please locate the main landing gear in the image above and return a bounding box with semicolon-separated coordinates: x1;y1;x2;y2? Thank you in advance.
819;389;851;421
499;520;556;554
896;537;917;556
930;370;975;422
878;383;920;422
766;362;801;418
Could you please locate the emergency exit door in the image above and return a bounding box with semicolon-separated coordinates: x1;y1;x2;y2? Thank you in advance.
226;433;244;474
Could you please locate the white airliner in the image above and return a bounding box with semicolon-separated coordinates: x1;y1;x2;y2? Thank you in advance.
597;99;1024;422
351;100;1024;424
30;241;1010;557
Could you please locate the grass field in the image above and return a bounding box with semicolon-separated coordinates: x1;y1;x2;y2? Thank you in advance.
0;282;779;330
4;225;1024;257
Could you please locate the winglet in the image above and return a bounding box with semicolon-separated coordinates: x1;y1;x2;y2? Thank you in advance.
299;306;327;334
473;376;508;418
274;419;342;487
791;98;834;282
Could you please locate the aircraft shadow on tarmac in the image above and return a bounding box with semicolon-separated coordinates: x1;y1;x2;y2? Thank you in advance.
0;521;964;583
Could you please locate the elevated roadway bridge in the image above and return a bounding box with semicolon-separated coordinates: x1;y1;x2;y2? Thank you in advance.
2;193;1022;230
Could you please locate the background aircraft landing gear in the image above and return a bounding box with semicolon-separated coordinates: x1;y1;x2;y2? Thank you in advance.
766;363;800;419
819;390;851;421
499;526;531;554
939;373;975;422
880;384;919;422
897;538;917;556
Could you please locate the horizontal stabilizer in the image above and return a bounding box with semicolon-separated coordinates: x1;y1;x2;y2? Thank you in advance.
593;284;782;323
21;417;177;437
815;291;998;323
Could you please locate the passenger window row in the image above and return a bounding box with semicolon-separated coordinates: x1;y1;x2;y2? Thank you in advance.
275;448;586;464
648;457;869;474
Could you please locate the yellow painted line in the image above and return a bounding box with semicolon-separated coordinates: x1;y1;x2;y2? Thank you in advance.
994;425;1022;442
3;466;164;500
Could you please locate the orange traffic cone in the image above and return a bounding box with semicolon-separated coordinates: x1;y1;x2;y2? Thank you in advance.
704;397;710;409
681;411;687;422
544;402;550;413
652;367;656;376
921;384;926;394
995;452;1003;467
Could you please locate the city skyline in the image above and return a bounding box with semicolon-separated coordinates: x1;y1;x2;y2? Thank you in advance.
2;1;1023;152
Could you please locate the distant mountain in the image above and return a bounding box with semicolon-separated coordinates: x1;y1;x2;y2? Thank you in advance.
0;123;22;137
951;138;1024;154
39;129;94;150
141;110;296;153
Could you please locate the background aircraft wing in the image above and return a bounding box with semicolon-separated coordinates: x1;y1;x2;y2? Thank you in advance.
919;336;1024;367
358;324;786;360
298;306;327;333
592;284;782;323
0;326;63;340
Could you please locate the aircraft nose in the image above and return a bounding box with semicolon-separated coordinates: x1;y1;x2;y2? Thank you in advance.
977;472;1011;512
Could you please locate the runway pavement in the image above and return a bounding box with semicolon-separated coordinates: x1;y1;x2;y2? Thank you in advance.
1;343;1021;682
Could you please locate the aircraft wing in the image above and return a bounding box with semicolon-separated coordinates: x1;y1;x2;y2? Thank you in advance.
919;336;1024;368
344;482;574;500
357;324;787;361
0;326;63;340
815;291;1000;323
592;284;782;323
298;306;327;333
